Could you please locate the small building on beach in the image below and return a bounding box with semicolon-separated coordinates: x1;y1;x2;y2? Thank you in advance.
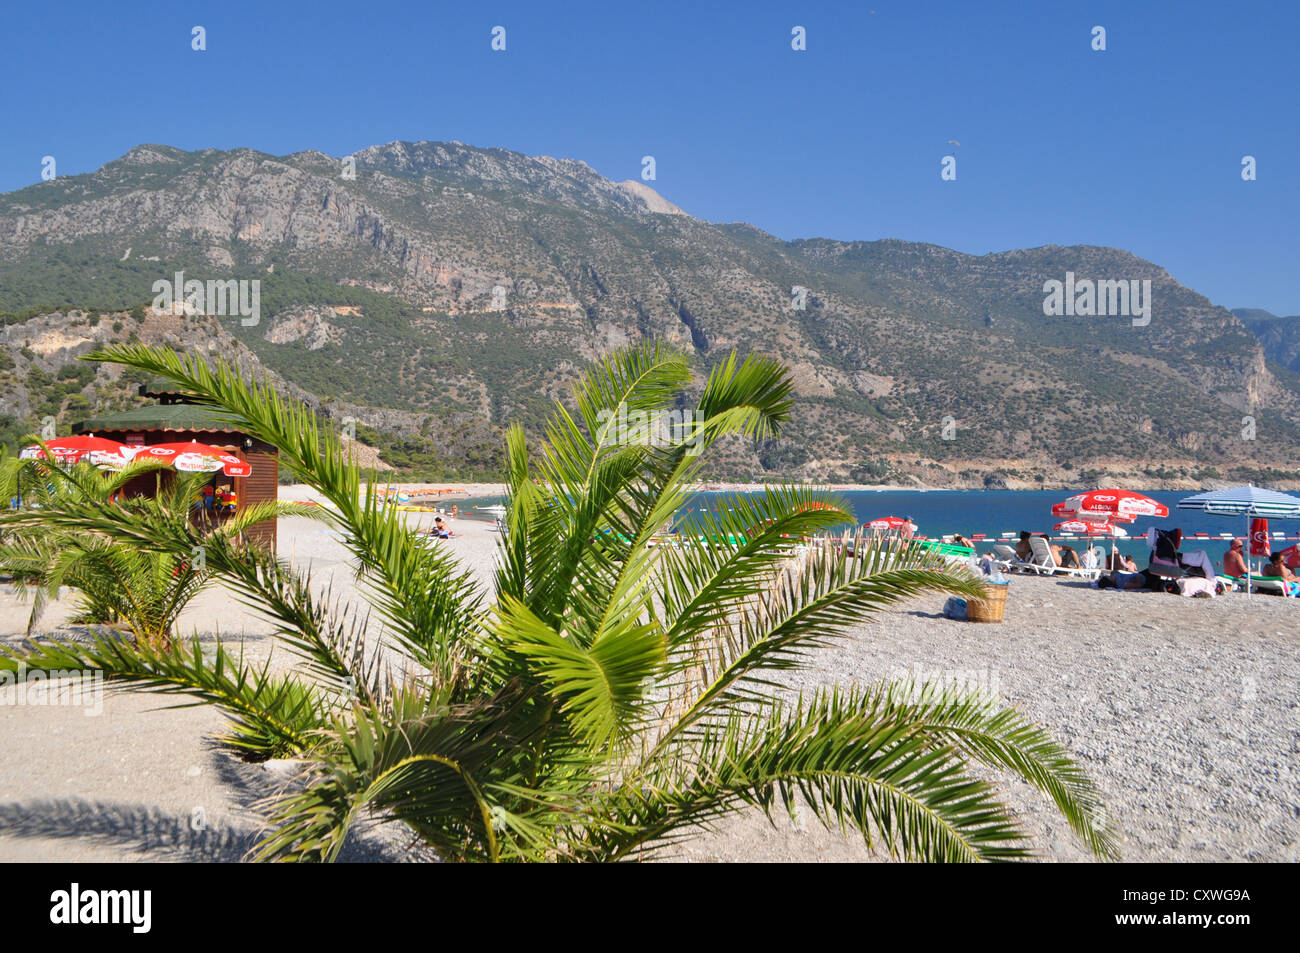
73;381;279;548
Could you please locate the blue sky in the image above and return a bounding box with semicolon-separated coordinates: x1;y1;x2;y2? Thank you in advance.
3;1;1296;313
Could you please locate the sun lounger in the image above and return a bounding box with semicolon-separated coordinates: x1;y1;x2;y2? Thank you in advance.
1029;536;1099;579
1220;574;1298;596
991;543;1039;574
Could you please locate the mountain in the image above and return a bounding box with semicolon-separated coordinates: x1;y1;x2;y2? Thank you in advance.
2;140;1299;488
1233;308;1300;377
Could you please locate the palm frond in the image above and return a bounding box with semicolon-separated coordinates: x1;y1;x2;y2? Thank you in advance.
1;637;327;757
869;680;1119;860
592;687;1028;862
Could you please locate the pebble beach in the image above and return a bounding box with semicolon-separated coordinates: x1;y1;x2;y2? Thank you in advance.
1;487;1296;862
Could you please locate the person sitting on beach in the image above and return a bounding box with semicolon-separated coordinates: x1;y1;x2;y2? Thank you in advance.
1222;539;1248;580
431;517;451;539
1266;551;1299;594
1043;535;1081;568
1015;530;1033;560
1107;551;1138;572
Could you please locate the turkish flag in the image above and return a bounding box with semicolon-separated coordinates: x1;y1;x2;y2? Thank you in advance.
1248;518;1271;557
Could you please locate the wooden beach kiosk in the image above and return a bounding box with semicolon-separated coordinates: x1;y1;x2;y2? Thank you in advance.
72;381;280;549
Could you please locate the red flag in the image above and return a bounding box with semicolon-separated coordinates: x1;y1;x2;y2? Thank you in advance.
1249;518;1271;557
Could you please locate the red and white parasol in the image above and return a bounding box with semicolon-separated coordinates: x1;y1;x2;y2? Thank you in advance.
134;441;251;477
1052;489;1166;565
19;435;137;469
1051;489;1168;524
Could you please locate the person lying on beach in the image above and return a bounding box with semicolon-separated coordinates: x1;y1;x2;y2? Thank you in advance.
1222;539;1248;580
952;534;974;548
1096;569;1146;590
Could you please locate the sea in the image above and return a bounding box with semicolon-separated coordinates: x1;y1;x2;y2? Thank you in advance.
458;488;1300;568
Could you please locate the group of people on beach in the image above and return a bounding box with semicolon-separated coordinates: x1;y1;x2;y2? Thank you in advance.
1223;539;1300;590
1092;530;1299;596
992;525;1299;596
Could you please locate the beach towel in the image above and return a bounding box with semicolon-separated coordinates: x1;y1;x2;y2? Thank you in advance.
1176;576;1217;598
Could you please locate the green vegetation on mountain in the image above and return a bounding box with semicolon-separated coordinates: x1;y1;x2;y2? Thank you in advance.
2;140;1298;486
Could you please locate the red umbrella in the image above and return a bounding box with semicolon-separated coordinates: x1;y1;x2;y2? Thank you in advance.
866;516;917;539
135;442;251;477
1051;489;1168;523
1248;517;1271;557
19;435;136;468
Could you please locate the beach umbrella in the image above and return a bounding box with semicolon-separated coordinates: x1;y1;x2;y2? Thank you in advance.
1051;489;1168;523
1052;489;1165;564
1178;485;1300;596
135;441;252;477
19;435;137;469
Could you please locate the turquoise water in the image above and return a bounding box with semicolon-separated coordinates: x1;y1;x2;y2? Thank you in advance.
462;489;1300;569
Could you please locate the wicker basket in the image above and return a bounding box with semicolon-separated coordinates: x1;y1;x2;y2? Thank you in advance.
966;581;1009;623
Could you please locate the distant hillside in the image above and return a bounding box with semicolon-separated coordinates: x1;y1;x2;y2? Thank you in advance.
2;140;1299;488
1234;308;1300;377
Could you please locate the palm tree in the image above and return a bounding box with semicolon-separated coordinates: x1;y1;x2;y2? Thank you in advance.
0;342;1116;861
0;451;292;647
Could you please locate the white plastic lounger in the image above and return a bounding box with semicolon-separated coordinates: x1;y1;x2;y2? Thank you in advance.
992;543;1039;574
1217;574;1297;596
1029;536;1099;579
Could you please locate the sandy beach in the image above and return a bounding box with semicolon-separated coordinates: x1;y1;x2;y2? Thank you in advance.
1;488;1296;862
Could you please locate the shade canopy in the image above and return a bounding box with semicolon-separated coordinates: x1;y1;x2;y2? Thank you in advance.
1052;489;1168;523
1176;485;1300;518
19;435;136;468
133;442;252;477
